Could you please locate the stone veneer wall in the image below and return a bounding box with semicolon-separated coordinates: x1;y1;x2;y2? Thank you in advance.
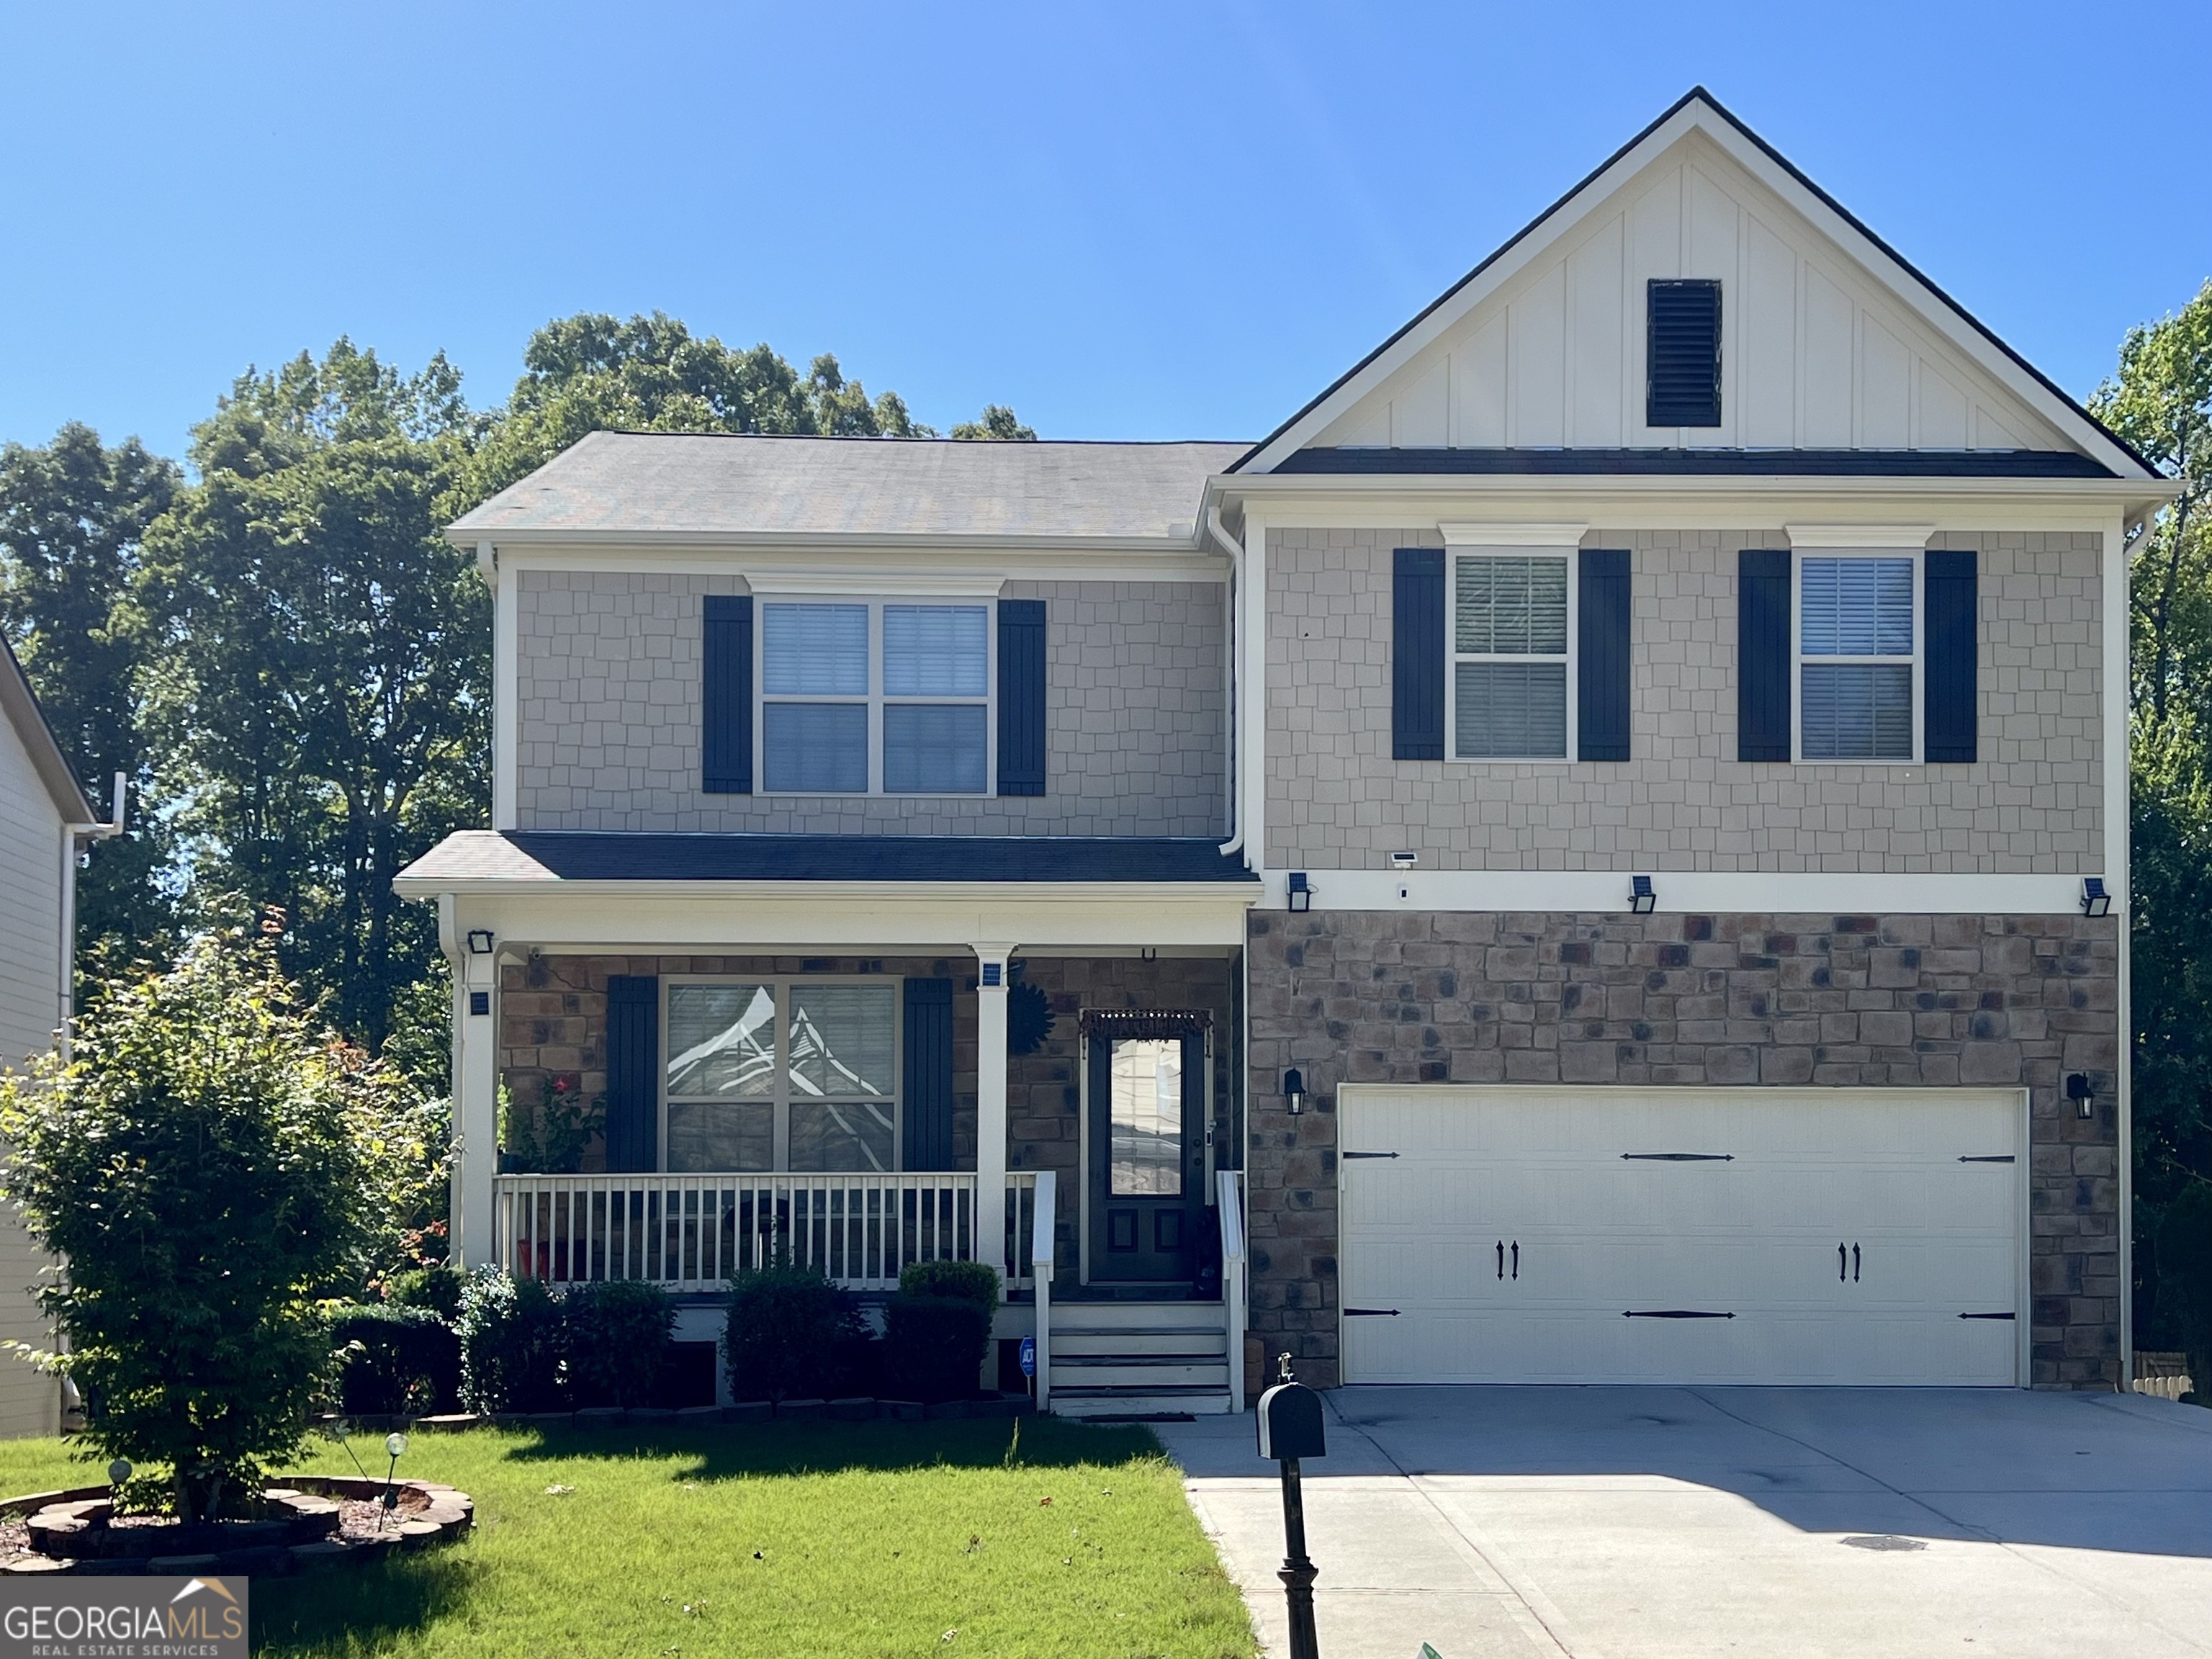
513;572;1226;835
1244;909;2121;1390
1006;956;1238;1282
1264;529;2103;871
499;956;979;1174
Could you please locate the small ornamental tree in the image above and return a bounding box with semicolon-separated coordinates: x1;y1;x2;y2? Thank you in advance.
0;929;411;1519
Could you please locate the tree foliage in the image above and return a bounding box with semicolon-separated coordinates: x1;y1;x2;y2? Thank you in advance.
134;342;490;1064
950;403;1037;441
0;930;439;1518
0;426;181;982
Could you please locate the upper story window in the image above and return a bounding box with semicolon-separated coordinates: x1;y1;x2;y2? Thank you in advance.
760;601;992;793
1451;552;1573;760
664;977;899;1172
1647;279;1723;427
1799;556;1915;760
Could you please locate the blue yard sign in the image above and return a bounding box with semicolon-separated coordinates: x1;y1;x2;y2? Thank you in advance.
1019;1336;1036;1379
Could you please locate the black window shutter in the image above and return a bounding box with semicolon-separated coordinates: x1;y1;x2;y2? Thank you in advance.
1647;279;1723;426
1577;549;1632;761
603;975;660;1174
902;978;955;1170
1393;548;1446;760
701;595;752;793
1737;549;1791;762
1924;549;1978;763
997;599;1046;796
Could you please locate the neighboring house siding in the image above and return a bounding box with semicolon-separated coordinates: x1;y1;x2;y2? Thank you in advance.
1243;908;2121;1390
0;712;63;1438
1264;527;2102;871
514;571;1226;835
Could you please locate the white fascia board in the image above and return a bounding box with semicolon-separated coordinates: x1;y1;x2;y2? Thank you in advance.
1260;868;2109;917
441;526;1217;556
409;883;1259;951
473;541;1228;586
1213;474;2178;534
1440;521;1589;547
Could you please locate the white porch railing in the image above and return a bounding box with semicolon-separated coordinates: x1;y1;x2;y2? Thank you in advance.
495;1172;1039;1292
1218;1168;1247;1411
1030;1171;1056;1411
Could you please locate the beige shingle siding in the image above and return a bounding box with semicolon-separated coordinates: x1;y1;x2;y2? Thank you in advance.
514;570;1228;837
0;711;63;1437
1264;527;2102;871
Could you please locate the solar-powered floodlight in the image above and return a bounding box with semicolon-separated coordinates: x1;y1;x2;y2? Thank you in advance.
1630;875;1657;914
2081;878;2111;918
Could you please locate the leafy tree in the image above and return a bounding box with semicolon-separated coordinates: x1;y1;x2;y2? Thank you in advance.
2093;279;2212;1341
0;929;427;1519
132;342;490;1071
457;311;933;510
950;404;1037;441
0;425;181;984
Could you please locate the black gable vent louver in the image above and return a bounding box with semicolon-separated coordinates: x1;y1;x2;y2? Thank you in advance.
1647;279;1723;427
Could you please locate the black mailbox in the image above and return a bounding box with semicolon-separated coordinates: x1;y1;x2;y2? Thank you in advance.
1256;1380;1326;1462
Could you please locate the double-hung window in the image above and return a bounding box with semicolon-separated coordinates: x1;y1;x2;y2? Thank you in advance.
663;978;899;1172
1450;551;1574;760
1798;555;1916;760
760;601;992;793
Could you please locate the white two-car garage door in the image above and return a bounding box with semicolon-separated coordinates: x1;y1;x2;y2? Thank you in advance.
1339;1087;2024;1387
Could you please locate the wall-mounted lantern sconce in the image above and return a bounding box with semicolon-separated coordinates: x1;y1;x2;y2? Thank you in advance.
2065;1073;2095;1120
1389;851;1418;871
2081;878;2112;918
1629;876;1656;914
466;928;495;956
1287;872;1312;913
1283;1068;1306;1115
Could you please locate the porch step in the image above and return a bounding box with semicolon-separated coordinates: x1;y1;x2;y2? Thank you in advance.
1047;1298;1225;1328
1053;1356;1227;1390
1054;1326;1227;1358
1050;1385;1230;1420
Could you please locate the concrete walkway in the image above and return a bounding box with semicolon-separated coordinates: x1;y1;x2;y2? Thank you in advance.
1156;1386;2212;1659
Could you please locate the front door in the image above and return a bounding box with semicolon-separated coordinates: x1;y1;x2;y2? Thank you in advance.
1087;1029;1205;1282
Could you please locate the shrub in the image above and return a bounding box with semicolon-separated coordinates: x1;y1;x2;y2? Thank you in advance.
898;1259;1000;1310
328;1303;461;1415
455;1268;565;1412
884;1295;992;1403
0;930;409;1520
726;1259;850;1405
385;1264;464;1323
563;1280;674;1408
2159;1179;2212;1402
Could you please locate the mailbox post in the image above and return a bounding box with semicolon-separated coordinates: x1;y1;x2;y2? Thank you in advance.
1256;1352;1326;1659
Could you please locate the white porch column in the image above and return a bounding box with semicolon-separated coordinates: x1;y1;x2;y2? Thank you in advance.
452;938;500;1270
972;941;1016;1285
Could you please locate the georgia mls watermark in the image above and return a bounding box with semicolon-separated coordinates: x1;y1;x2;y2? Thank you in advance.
0;1575;247;1658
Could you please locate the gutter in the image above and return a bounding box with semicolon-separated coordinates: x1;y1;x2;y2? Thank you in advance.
56;773;125;1058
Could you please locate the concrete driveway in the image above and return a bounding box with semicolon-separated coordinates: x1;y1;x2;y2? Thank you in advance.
1156;1387;2212;1659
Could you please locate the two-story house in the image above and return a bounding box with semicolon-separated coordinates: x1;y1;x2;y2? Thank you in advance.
397;90;2175;1411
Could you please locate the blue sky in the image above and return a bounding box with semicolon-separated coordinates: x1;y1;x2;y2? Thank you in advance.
2;1;2206;459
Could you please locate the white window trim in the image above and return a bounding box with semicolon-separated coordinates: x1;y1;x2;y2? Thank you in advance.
1791;547;1923;767
659;974;904;1174
1446;546;1580;765
755;598;997;796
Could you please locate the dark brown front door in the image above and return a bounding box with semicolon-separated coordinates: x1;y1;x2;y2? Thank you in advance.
1088;1030;1203;1282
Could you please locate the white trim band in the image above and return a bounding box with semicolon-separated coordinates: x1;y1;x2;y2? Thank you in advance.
1439;521;1590;547
1263;868;2113;916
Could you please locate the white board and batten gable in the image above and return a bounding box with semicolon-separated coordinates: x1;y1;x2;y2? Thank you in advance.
1237;89;2152;479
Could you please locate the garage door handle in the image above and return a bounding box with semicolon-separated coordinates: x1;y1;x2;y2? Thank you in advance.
1621;1152;1734;1161
1853;1244;1860;1282
1511;1240;1519;1280
1344;1308;1401;1317
1959;1154;2015;1163
1624;1310;1735;1319
1496;1240;1504;1280
1959;1311;2015;1320
1343;1151;1399;1159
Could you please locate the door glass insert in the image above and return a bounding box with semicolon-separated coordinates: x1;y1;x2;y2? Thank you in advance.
1109;1038;1183;1196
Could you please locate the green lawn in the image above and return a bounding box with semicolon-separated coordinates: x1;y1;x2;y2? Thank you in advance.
0;1418;1256;1659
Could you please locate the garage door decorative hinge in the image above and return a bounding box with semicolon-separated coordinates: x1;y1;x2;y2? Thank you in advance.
1344;1308;1401;1316
1957;1154;2015;1163
1620;1152;1734;1161
1341;1151;1399;1159
1623;1309;1735;1318
1958;1311;2015;1320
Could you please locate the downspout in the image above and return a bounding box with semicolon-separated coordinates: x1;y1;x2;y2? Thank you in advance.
55;773;125;1061
1207;505;1245;857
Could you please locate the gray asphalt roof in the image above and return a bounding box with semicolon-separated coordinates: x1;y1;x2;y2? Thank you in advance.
448;431;1247;542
